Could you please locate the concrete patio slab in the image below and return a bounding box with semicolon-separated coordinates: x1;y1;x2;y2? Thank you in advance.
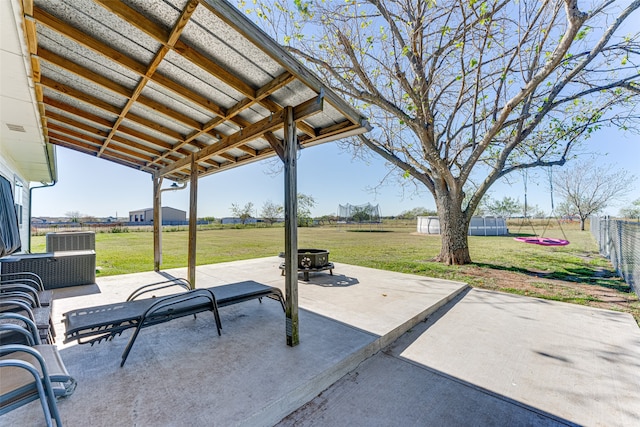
1;257;467;426
279;288;640;427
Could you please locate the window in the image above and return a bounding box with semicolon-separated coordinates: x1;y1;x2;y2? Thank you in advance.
14;180;24;227
0;175;21;256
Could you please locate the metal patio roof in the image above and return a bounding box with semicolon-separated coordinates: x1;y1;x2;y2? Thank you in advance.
16;0;369;182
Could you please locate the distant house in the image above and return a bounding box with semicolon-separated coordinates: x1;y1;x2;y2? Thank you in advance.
129;207;186;225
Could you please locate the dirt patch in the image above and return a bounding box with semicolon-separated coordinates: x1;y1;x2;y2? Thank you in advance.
461;266;640;323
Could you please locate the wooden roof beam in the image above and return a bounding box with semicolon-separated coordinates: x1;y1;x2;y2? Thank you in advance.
300;120;361;145
159;94;323;177
94;0;256;101
32;5;237;126
97;0;200;155
264;132;284;162
255;89;318;138
45;110;201;170
40;80;221;170
45;111;173;153
236;145;258;157
43;96;182;160
201;0;369;130
49;134;151;169
47;124;103;147
195;146;281;179
217;153;237;163
48;128;157;164
39;77;209;155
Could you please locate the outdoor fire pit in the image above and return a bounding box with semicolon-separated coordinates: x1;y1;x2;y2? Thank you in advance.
279;249;334;281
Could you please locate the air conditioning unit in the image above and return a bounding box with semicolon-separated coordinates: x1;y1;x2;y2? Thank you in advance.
46;232;95;252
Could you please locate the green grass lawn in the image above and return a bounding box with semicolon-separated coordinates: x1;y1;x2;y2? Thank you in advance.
31;220;639;323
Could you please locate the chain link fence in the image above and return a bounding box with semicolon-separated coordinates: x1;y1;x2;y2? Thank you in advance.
591;216;640;297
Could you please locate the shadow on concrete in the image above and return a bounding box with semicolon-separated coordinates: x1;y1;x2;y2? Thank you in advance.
51;283;101;299
302;273;360;287
278;290;578;426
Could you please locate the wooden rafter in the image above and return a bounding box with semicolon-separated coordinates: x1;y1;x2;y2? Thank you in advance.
159;94;324;177
17;0;370;350
93;0;319;143
38;76;227;170
97;0;200;156
146;70;297;167
24;0;367;184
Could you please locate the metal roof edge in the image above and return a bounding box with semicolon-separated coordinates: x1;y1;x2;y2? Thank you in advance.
199;0;370;132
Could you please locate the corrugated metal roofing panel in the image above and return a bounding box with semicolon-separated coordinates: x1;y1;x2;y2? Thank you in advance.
20;0;368;181
42;90;120;123
120;118;180;144
123;0;186;26
270;80;318;109
159;49;245;108
127;103;193;135
154;63;229;112
40;62;129;109
37;28;139;91
141;82;212;124
184;6;281;87
38;0;160;62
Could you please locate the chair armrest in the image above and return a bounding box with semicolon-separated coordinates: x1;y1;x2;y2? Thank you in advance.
0;273;45;291
127;278;191;301
0;313;41;345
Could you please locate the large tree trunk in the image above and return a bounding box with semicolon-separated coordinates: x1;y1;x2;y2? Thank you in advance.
434;194;472;265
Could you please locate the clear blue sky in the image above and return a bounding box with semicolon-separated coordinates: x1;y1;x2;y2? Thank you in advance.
32;127;639;219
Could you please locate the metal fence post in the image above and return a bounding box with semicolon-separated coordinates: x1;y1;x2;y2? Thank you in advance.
591;216;639;297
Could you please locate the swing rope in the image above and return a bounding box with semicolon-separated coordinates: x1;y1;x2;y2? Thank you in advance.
517;169;538;236
541;167;569;242
514;167;569;246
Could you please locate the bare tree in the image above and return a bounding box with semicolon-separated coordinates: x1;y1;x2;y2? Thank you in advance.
297;193;316;226
248;0;640;264
554;160;635;230
619;198;640;220
261;200;284;225
230;202;255;225
484;196;522;218
397;207;437;219
65;211;82;223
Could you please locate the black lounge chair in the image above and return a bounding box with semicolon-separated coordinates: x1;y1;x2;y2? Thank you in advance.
63;279;285;366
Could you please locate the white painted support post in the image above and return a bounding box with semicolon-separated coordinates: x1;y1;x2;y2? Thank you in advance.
188;155;198;289
283;106;299;346
153;175;162;271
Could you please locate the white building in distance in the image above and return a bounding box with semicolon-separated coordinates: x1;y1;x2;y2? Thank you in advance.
129;207;186;224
